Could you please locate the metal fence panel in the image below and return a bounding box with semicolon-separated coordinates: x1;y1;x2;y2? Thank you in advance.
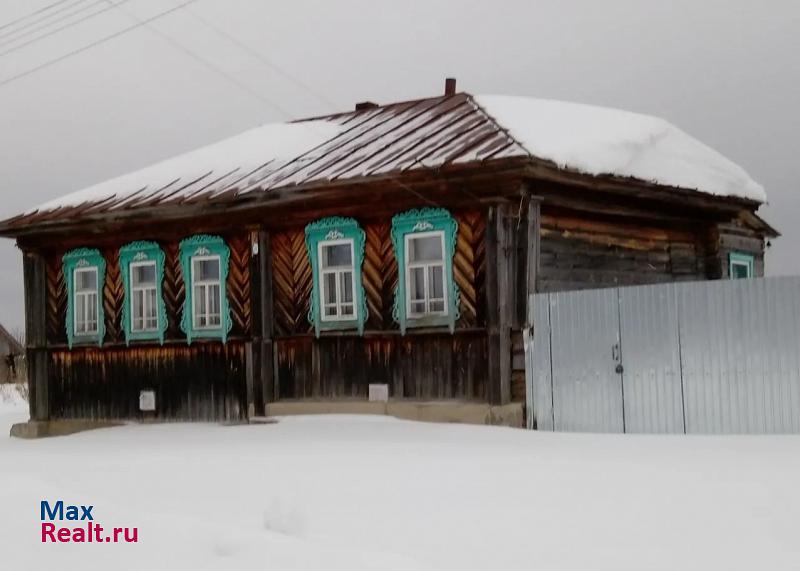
526;276;800;435
619;284;684;433
526;294;553;430
548;288;624;433
678;277;800;434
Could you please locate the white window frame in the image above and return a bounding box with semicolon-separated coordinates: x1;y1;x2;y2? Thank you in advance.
191;254;223;330
729;254;754;280
404;230;448;319
129;260;159;332
73;266;99;336
317;238;357;322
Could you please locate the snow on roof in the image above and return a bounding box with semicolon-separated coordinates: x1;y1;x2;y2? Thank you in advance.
32;120;344;213
474;95;766;202
8;92;766;231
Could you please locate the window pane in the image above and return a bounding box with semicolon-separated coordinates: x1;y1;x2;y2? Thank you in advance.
409;235;442;262
324;305;337;317
194;284;206;325
322;243;352;268
194;258;220;281
340;272;354;303
411;300;426;314
209;284;220;316
87;293;97;331
75;295;86;333
732;263;750;279
75;269;97;292
430;300;445;313
146;289;157;319
132;263;156;286
410;267;425;301
429;265;444;299
341;304;354;316
324;273;337;304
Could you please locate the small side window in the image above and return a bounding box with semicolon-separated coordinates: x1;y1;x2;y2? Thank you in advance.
63;248;106;348
729;252;754;280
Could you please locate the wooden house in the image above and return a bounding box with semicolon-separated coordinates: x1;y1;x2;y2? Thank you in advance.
0;323;23;383
0;80;776;426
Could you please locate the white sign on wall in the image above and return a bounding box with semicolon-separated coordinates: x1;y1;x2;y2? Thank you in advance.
139;390;156;412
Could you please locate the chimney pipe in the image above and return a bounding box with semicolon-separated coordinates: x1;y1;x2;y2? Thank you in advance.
444;77;456;96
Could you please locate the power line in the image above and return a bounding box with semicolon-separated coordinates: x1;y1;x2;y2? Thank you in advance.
0;0;201;89
104;1;295;118
0;0;92;43
176;5;339;110
0;0;72;33
0;1;133;58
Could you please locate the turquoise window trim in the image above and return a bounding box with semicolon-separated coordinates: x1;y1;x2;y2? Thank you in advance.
729;252;755;279
179;235;232;344
391;207;459;334
119;241;167;345
63;248;106;349
305;216;367;337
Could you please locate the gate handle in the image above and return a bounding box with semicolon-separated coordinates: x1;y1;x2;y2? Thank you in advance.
612;343;620;362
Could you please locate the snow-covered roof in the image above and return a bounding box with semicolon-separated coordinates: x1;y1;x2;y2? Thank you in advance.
1;92;766;231
474;95;766;203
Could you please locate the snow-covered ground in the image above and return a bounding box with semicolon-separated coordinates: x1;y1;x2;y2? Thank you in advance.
1;395;799;570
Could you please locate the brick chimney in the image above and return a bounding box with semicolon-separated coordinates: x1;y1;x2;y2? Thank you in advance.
444;77;457;96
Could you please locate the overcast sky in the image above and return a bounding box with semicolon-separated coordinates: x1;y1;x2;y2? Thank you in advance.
0;0;798;332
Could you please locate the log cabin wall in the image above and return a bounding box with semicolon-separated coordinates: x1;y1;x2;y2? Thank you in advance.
40;231;252;421
537;211;710;292
271;209;490;401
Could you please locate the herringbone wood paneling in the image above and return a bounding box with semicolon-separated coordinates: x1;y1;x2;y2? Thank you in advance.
226;234;251;336
45;253;67;345
363;222;398;330
454;211;486;327
102;247;124;343
272;229;312;335
163;242;185;340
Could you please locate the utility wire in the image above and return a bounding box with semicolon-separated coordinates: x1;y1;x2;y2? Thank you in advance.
177;5;339;110
0;0;92;43
104;0;295;118
0;0;200;89
0;0;72;32
0;1;133;58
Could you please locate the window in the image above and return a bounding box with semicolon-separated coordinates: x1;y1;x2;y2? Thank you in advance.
729;252;754;280
304;217;367;336
391;207;459;334
63;247;106;348
178;235;231;344
120;241;167;345
73;267;99;335
318;239;357;321
405;231;447;317
192;256;222;329
130;261;158;331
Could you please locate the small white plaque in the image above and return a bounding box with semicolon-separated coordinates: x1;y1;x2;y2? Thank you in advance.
368;384;389;402
139;390;156;412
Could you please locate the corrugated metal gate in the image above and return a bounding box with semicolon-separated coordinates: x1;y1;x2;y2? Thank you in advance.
525;277;800;434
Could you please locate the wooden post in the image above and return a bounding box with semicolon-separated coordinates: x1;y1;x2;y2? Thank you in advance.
486;203;512;405
260;230;275;409
525;196;541;327
22;248;48;421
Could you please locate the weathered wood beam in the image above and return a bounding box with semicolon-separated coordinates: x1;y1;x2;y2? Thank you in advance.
22;247;48;421
485;202;513;404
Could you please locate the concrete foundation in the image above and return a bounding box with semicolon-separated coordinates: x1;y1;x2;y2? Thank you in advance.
10;419;124;439
265;400;524;428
